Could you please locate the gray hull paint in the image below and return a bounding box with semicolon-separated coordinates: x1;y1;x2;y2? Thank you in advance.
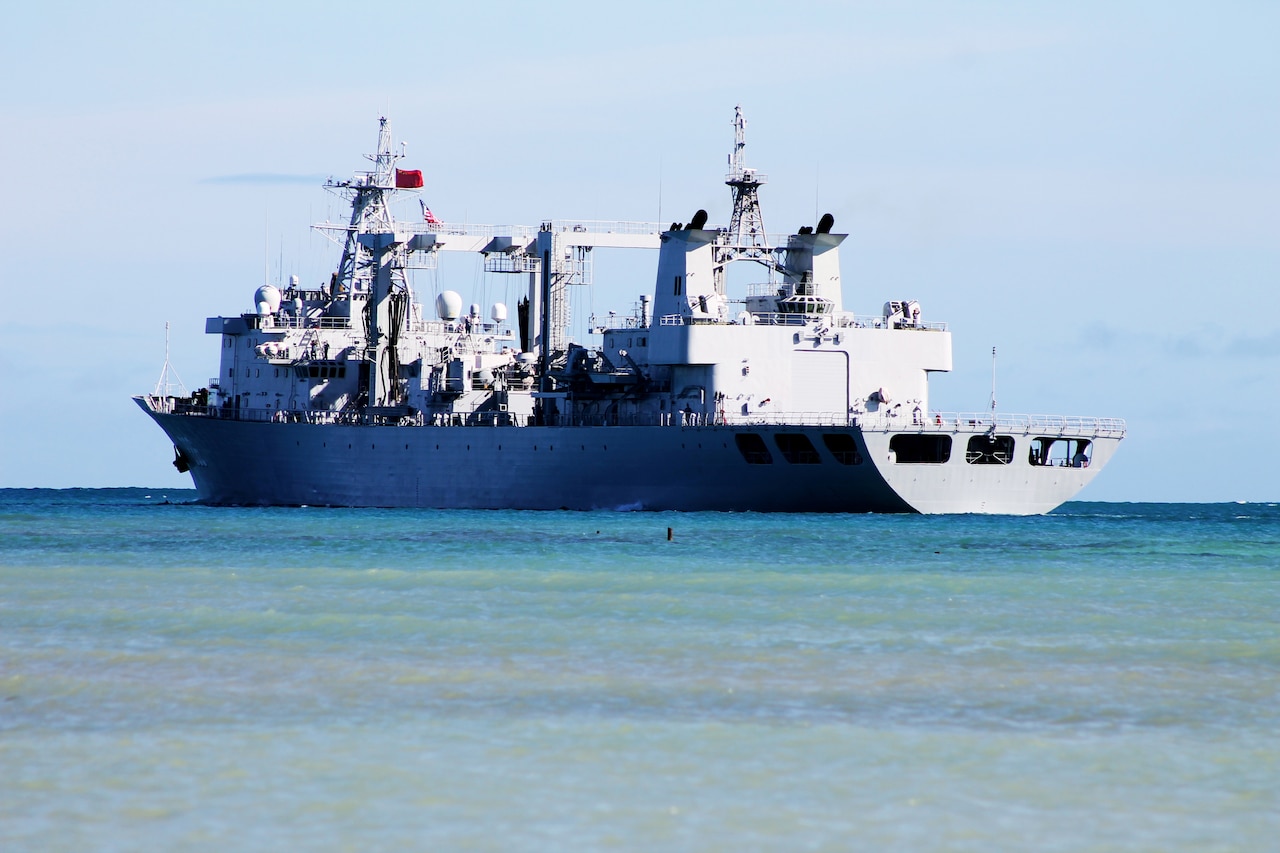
145;408;914;512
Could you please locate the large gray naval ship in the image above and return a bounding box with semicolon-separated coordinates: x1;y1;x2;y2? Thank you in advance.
137;110;1125;513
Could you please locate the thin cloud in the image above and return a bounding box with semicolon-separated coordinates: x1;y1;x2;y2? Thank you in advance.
1225;330;1280;358
1165;335;1204;359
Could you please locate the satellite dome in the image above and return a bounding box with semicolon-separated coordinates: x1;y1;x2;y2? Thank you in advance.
255;285;282;315
436;290;463;321
491;302;508;323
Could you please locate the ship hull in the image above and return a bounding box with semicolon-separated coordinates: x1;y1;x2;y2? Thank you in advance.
139;400;1118;514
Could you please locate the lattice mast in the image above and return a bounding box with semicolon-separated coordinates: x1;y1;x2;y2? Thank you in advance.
327;117;404;297
725;105;769;256
322;118;414;407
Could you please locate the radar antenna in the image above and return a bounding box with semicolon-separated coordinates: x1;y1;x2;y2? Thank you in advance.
725;106;769;257
370;116;398;187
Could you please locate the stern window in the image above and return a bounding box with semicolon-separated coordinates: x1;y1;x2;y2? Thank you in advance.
1030;437;1092;468
966;435;1015;465
889;434;952;464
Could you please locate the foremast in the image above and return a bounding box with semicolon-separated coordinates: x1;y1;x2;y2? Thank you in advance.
323;117;414;410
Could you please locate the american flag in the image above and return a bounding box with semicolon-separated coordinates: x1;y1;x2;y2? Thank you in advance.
420;199;440;225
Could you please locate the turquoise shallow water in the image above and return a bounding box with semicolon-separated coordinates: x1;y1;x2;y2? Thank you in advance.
1;490;1277;851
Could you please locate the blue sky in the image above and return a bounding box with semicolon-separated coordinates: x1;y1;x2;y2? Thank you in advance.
1;1;1276;501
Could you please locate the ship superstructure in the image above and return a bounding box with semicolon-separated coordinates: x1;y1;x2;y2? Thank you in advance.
137;110;1124;513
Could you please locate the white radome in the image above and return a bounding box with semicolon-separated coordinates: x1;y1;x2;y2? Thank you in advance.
254;285;281;315
436;291;462;321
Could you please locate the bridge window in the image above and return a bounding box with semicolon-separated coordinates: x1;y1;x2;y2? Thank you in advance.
822;433;864;465
734;433;773;464
774;433;821;464
1030;437;1092;468
966;435;1015;465
889;434;952;464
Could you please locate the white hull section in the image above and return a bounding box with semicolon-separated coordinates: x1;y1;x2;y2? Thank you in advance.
861;429;1120;515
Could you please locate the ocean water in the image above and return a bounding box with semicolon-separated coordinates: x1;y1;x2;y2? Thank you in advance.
1;490;1276;851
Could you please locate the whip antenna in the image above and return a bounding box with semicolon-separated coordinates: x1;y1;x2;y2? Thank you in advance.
153;321;188;397
990;346;997;417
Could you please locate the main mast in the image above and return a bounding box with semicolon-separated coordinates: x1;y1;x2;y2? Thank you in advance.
725;105;769;259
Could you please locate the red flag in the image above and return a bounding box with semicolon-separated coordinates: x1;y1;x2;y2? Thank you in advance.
395;168;423;189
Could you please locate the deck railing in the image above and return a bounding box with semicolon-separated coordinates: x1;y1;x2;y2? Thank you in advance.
857;411;1127;437
252;315;352;330
142;396;1125;437
658;312;948;331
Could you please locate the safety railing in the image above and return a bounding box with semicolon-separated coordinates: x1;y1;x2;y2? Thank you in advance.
857;411;1127;437
250;314;353;330
544;219;664;237
658;312;948;331
834;314;949;332
142;394;1124;438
